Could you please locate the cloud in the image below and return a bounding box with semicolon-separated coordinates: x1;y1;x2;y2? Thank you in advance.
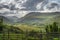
0;8;29;18
36;0;60;12
0;0;29;18
22;0;43;11
3;11;28;18
9;11;29;18
0;8;11;13
0;0;60;11
15;11;30;18
0;0;27;10
0;0;60;18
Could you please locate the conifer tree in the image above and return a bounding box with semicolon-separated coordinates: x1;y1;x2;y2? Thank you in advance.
0;16;3;32
49;25;53;32
45;25;49;33
52;22;58;32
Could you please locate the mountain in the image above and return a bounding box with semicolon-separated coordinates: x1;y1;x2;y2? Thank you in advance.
50;15;60;26
1;12;60;26
18;12;60;25
0;16;18;24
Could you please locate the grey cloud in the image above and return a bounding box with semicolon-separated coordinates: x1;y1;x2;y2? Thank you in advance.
33;0;60;12
0;0;60;12
0;4;9;9
46;3;59;10
0;4;16;10
22;0;43;11
21;0;60;11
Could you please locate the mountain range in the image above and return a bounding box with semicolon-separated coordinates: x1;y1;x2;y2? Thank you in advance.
1;12;60;26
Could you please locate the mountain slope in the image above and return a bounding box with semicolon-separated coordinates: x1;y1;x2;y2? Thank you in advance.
0;16;18;23
2;12;60;26
18;12;60;25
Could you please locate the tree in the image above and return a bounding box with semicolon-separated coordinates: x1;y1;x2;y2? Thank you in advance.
45;25;49;33
49;25;53;32
28;30;38;37
52;22;58;32
0;16;3;32
0;16;3;25
45;22;58;33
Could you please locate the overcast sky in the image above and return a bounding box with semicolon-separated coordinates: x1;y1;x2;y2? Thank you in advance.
0;0;60;18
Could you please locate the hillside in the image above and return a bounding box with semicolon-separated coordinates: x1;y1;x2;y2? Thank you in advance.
18;12;60;26
1;12;60;26
0;12;60;40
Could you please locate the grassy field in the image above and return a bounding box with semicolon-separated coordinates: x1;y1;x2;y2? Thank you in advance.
0;24;60;40
0;20;60;40
13;24;45;32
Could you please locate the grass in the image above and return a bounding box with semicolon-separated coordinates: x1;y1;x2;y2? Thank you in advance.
0;24;45;40
0;33;59;40
13;24;45;32
0;22;60;40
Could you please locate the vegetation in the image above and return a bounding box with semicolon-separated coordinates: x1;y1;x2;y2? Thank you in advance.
45;22;58;33
0;17;60;40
